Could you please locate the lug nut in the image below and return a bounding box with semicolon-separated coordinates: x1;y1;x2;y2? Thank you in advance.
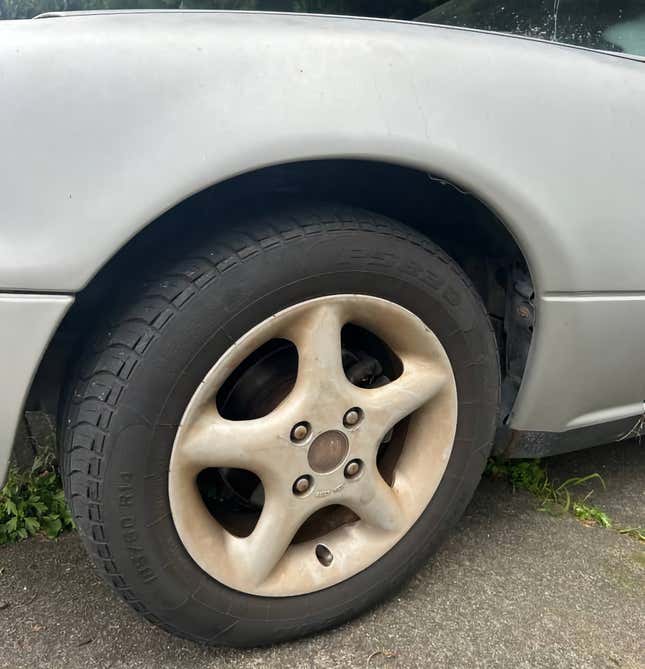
343;408;363;428
291;422;310;442
293;475;312;495
344;459;363;479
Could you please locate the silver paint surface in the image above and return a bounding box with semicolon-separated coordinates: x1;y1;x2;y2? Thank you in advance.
1;12;644;482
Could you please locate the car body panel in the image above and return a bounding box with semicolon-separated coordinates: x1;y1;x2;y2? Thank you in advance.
512;294;645;431
1;12;644;483
2;12;645;295
0;294;73;485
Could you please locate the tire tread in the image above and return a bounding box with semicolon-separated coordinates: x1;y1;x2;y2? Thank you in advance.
62;203;497;642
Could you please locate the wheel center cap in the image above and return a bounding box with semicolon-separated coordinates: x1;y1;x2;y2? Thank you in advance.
307;430;349;473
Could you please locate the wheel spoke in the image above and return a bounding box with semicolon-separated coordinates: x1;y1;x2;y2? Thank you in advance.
358;360;448;433
172;406;283;477
226;490;307;586
286;300;346;394
346;472;404;533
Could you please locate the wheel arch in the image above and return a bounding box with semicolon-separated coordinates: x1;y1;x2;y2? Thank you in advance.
19;157;536;460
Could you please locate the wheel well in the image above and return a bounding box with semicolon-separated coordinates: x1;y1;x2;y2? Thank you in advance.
24;159;534;452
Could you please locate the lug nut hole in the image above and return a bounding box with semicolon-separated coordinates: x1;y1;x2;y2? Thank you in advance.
315;544;333;567
291;422;311;443
344;459;363;479
343;408;363;428
293;475;313;496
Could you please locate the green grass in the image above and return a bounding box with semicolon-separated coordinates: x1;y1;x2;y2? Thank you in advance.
0;452;73;545
486;457;643;541
619;527;645;542
573;500;612;528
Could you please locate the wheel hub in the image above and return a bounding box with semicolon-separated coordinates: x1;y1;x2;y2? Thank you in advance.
307;430;349;473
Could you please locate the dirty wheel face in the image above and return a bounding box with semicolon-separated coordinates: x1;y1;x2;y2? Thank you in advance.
169;295;458;596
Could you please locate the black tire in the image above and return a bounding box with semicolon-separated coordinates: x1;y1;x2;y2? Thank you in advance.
61;202;499;647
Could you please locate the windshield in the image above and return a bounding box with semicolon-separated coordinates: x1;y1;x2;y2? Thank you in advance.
2;1;644;58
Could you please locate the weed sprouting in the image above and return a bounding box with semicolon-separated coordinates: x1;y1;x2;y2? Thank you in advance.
486;458;642;541
0;451;73;544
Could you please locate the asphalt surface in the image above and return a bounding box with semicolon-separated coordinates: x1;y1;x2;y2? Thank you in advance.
0;441;643;669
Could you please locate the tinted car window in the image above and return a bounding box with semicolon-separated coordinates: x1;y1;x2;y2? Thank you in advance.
416;1;645;56
2;0;644;58
0;1;437;20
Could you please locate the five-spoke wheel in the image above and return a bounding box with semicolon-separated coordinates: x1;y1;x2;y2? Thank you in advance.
169;295;457;596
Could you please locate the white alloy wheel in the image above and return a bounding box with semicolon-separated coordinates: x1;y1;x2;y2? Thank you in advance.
169;294;458;596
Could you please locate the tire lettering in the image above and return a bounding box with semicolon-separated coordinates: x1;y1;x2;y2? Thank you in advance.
118;473;157;583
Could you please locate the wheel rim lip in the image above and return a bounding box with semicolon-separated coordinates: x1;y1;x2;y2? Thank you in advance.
168;294;458;597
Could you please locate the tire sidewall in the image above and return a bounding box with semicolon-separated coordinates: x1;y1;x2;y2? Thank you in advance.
69;217;499;645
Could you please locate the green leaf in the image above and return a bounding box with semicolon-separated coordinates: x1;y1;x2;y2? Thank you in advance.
43;517;62;539
31;501;48;515
24;516;40;535
4;499;17;516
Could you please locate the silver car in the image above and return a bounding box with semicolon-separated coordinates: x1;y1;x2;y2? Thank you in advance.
1;1;644;647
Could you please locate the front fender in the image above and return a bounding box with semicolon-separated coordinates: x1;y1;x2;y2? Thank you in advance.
1;12;644;294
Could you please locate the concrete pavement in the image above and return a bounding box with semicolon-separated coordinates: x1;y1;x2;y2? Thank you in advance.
0;441;643;669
